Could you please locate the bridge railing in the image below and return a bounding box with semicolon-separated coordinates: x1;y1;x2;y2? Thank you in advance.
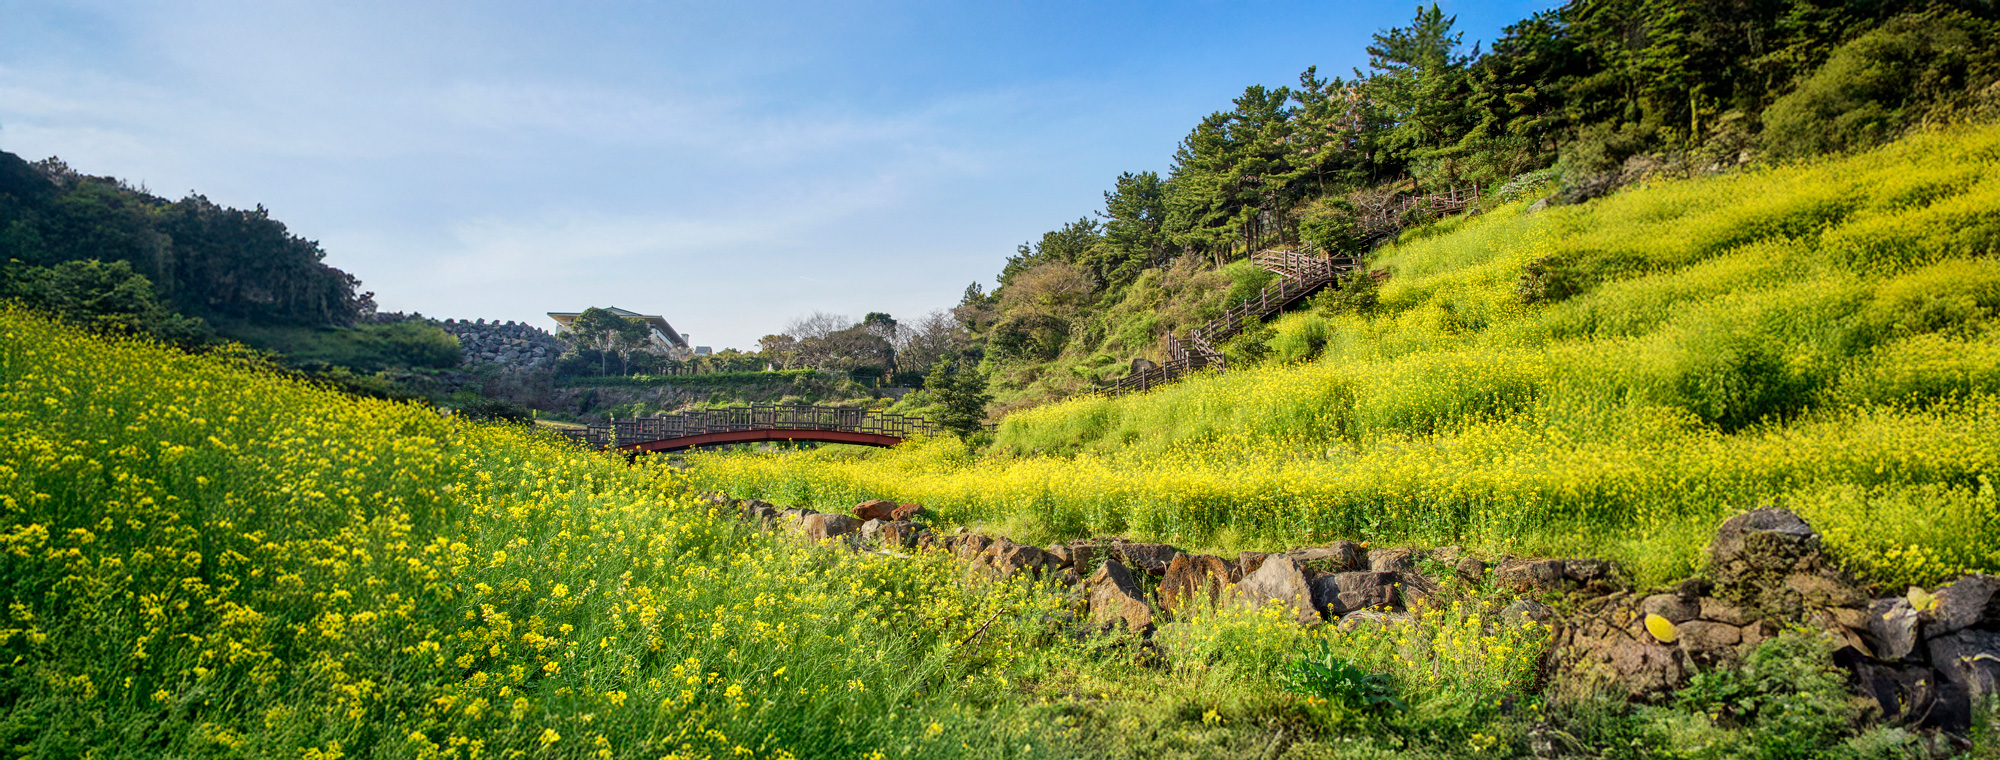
554;404;952;450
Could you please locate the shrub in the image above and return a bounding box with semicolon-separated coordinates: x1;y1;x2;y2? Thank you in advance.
1763;11;2000;159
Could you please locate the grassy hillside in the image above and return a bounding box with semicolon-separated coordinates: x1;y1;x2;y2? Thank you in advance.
687;126;2000;589
0;309;1071;757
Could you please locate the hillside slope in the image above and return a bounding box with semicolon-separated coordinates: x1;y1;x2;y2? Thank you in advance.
689;126;2000;588
0;309;1065;757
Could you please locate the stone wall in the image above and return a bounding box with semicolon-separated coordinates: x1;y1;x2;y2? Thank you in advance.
440;319;566;371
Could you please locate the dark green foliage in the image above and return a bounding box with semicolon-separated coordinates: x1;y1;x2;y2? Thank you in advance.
0;258;210;347
1516;254;1587;304
565;307;651;375
1221;316;1275;368
1763;10;2000;158
0;153;372;327
1657;633;1859;759
453;396;535;423
1296;201;1364;256
221;320;463;375
925;360;992;441
988;311;1070;362
1315;271;1381;315
1280;642;1404;715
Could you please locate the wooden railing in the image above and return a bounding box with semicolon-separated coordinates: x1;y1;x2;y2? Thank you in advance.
555;404;949;450
1111;251;1360;396
1357;185;1480;242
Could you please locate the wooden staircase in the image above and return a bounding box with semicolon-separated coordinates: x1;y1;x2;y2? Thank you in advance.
1110;250;1362;396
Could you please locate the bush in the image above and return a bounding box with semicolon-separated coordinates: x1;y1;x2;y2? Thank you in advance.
1763;11;2000;159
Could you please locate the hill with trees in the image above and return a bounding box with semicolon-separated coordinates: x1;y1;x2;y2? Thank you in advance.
951;1;2000;412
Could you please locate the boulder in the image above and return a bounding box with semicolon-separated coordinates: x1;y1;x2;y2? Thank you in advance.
1238;551;1269;576
1697;597;1759;626
1494;558;1569;593
1454;557;1487;585
803;513;861;543
890;503;927;521
1044;544;1077;569
955;533;994;561
1159;554;1236;614
1550;595;1689;698
1640;594;1701;624
1564;559;1618;587
859;518;886;543
854;499;899;521
1230;554;1318;624
1114;542;1180;576
1923;574;2000;638
1708;507;1822;579
880;521;926;549
1367;547;1422;574
1852;659;1968;729
1311;571;1399;617
1087;560;1154;633
1290;541;1366;575
1928;629;2000;723
1675;620;1742;661
983;539;1054;579
1868;597;1922;661
1398;571;1442;607
1784;574;1867;608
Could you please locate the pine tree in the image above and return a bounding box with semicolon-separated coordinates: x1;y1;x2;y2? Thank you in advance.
925;359;991;441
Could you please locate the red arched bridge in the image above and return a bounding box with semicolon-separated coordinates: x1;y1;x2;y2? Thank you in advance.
554;404;950;453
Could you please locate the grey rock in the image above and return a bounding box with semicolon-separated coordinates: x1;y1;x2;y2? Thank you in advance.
1707;507;1822;581
1869;597;1922;661
1928;629;2000;716
1289;541;1365;574
1367;547;1422;574
1852;659;1967;729
1114;542;1180;576
1676;620;1742;656
859;518;885;542
1454;557;1487;585
1230;554;1318;624
1923;574;2000;638
803;513;860;543
1641;593;1701;623
1698;597;1759;626
1088;559;1154;633
1310;571;1399;617
1494;558;1568;593
1159;553;1236;614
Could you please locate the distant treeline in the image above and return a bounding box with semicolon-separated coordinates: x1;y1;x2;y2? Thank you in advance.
0;151;372;329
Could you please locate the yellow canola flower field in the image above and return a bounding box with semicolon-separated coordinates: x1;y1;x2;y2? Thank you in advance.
690;126;2000;588
0;309;1068;758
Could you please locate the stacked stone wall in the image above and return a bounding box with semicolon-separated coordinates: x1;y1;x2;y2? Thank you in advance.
440;319;566;371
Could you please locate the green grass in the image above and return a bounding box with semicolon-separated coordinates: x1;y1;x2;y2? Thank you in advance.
687;125;2000;589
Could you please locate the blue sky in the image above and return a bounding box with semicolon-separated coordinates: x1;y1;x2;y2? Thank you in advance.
1;1;1553;349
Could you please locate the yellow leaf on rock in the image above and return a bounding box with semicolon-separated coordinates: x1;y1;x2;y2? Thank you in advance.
1906;587;1938;612
1644;614;1678;644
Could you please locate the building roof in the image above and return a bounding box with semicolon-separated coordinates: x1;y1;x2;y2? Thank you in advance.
547;307;689;349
